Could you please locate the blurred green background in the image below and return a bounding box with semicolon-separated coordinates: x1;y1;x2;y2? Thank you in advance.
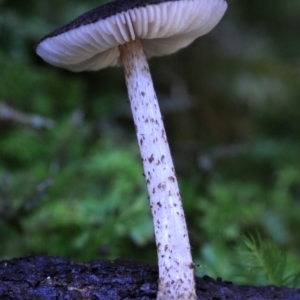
1;0;300;287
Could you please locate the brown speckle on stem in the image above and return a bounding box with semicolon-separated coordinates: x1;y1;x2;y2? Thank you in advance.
148;154;154;163
158;182;166;190
168;176;175;182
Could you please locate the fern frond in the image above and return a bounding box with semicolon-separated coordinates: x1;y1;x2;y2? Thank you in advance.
234;232;300;287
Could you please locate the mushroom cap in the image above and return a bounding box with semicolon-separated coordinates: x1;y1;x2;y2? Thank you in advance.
36;0;227;72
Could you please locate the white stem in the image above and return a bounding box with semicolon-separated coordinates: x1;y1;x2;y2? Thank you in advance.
119;39;196;300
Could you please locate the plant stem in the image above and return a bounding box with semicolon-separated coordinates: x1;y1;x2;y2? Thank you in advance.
119;39;196;300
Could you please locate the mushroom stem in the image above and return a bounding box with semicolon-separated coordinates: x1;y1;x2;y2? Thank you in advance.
119;39;196;300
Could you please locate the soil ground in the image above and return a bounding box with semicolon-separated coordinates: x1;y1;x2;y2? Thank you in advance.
0;256;300;299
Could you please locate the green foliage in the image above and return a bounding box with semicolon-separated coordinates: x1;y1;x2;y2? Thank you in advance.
195;157;300;285
0;130;153;261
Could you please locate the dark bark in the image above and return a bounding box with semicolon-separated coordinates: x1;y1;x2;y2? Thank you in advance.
0;255;299;300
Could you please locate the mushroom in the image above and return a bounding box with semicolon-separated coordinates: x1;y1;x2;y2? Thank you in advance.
35;0;227;299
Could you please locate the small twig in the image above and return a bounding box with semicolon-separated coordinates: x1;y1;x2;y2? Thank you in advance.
0;102;55;129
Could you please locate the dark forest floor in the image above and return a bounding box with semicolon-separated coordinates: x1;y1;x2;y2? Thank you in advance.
0;256;300;299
